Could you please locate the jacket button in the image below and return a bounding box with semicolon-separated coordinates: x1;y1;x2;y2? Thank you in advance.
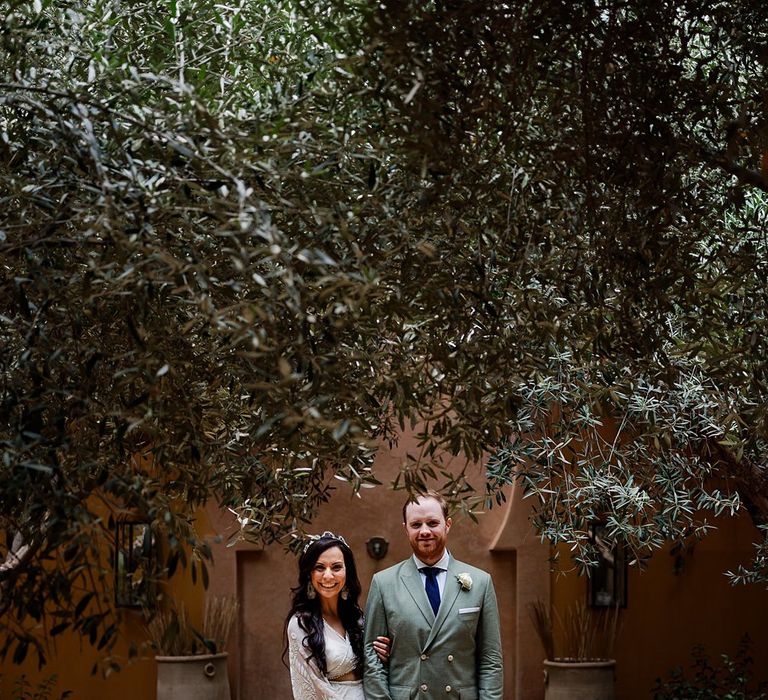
420;654;428;660
447;654;454;662
420;684;428;691
445;686;452;692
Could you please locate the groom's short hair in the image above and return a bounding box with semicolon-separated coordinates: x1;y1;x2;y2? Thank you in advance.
402;490;449;523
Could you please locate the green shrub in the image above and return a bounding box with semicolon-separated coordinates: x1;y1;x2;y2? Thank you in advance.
8;675;72;700
652;637;767;700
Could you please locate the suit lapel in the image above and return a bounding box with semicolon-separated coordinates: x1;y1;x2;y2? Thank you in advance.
424;558;461;650
400;559;434;626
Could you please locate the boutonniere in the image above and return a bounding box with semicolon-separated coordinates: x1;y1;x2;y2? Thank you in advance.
456;573;472;591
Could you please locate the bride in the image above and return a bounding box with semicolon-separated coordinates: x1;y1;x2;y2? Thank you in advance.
284;531;387;699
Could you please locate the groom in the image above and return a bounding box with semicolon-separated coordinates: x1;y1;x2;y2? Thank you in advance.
364;491;503;699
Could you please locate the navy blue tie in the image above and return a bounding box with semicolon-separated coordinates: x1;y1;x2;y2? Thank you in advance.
421;567;441;616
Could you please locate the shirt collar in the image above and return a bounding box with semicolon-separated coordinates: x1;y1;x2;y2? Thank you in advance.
413;550;450;571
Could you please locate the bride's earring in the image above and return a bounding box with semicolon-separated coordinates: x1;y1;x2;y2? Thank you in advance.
340;587;349;601
307;582;316;600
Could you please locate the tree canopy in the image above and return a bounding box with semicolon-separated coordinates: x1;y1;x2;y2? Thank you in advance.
2;0;768;666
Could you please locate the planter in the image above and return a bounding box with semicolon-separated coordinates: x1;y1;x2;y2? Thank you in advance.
543;659;615;700
156;652;231;700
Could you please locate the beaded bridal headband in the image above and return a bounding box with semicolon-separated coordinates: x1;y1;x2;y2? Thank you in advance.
303;531;349;553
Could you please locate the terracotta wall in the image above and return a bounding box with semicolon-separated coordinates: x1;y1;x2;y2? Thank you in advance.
216;434;768;700
0;519;207;700
552;511;768;698
208;433;524;700
4;429;768;700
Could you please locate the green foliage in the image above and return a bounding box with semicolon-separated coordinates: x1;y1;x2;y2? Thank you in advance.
652;637;768;700
1;0;380;664
2;0;768;665
357;0;768;576
6;675;72;700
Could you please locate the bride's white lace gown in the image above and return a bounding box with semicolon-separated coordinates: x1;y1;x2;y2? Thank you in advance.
287;616;364;700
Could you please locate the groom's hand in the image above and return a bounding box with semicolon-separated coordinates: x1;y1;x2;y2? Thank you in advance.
373;636;391;664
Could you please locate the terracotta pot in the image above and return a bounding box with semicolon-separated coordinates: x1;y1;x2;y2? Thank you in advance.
543;659;615;700
156;652;231;700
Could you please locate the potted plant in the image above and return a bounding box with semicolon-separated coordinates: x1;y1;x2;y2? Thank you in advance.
147;597;238;700
530;600;621;700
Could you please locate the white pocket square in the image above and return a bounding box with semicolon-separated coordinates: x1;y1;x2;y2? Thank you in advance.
459;607;480;614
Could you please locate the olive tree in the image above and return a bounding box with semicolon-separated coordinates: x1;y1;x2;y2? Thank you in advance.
2;0;768;667
354;0;768;579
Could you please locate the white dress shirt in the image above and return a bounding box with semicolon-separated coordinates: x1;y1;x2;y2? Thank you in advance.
412;550;451;599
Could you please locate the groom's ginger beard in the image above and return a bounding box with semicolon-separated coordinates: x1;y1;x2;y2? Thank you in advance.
403;496;452;566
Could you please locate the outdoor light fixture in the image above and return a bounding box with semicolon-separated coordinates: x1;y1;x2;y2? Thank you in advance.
366;536;389;560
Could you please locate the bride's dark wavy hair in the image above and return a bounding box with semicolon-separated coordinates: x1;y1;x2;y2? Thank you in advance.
282;534;364;676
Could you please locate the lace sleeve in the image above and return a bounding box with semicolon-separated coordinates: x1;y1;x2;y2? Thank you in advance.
287;616;335;700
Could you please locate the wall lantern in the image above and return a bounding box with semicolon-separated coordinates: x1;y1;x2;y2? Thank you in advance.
366;536;389;560
114;517;155;608
588;522;628;608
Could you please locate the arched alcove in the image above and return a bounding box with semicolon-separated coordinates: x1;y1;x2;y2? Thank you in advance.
489;480;551;700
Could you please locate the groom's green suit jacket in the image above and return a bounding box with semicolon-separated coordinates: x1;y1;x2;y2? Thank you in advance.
363;556;503;700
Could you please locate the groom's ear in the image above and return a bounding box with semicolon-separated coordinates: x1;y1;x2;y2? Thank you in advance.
445;517;452;531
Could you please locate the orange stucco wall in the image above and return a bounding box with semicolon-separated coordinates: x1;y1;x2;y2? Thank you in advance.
552;511;768;698
4;432;768;700
0;510;210;700
214;437;522;700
